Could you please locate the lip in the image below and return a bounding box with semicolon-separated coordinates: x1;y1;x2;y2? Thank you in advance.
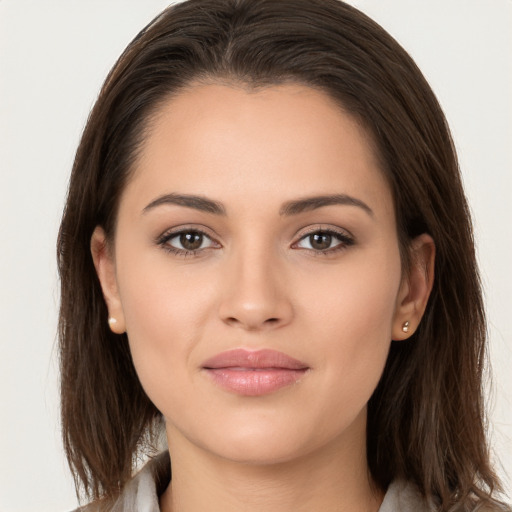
202;349;309;396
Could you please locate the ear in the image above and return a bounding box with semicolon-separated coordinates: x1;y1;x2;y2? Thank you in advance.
90;226;126;334
392;233;435;340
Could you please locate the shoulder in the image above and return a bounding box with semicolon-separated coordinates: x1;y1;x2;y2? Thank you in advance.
71;451;171;512
379;480;434;512
379;481;511;512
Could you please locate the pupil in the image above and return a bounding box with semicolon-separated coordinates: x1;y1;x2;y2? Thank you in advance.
311;233;332;250
180;232;203;250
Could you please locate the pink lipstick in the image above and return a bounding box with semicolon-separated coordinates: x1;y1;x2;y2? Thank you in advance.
202;349;309;396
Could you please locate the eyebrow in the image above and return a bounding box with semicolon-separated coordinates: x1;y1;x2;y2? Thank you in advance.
142;192;373;217
279;194;374;217
142;193;226;215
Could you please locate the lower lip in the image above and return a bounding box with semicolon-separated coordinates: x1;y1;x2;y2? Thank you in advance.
204;368;308;396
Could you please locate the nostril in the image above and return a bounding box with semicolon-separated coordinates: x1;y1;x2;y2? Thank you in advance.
224;316;281;329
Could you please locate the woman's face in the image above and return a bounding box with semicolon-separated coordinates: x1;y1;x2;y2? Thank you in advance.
93;83;429;465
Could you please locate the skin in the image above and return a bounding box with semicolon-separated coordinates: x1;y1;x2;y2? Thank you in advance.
92;83;434;512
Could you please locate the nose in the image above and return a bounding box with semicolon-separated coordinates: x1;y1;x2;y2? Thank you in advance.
218;247;294;331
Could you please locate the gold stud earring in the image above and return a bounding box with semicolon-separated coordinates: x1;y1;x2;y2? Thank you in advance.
402;321;410;333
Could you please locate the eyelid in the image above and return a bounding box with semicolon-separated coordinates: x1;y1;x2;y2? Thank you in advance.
156;224;219;242
291;225;355;253
156;225;222;255
293;224;355;241
155;224;354;257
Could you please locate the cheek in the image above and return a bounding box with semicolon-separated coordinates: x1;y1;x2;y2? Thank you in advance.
114;248;219;408
299;249;401;408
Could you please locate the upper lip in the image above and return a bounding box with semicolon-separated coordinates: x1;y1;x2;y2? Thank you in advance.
202;349;309;370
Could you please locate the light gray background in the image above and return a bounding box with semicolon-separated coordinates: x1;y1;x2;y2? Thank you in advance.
1;1;510;510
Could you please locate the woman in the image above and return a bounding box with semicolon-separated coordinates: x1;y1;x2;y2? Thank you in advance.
57;0;509;510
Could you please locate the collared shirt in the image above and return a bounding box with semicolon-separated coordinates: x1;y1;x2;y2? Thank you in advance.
78;451;433;512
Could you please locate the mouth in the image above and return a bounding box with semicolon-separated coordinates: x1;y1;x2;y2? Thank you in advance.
201;349;309;396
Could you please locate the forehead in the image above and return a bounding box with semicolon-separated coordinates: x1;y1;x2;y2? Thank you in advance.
123;82;392;218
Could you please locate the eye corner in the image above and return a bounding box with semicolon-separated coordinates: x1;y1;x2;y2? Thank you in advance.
292;226;355;255
156;227;221;257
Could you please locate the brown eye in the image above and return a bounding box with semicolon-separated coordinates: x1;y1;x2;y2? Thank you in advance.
161;230;216;253
309;233;332;250
295;229;353;253
179;232;204;250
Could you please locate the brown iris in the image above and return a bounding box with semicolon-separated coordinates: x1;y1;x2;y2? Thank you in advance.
309;232;333;250
180;232;203;250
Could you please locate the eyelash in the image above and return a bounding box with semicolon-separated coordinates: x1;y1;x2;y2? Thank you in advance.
156;227;355;257
156;228;218;257
292;227;355;256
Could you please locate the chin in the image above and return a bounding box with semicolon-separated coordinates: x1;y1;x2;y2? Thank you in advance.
211;437;315;467
181;412;357;468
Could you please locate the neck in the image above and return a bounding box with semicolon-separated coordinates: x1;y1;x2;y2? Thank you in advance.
159;411;384;512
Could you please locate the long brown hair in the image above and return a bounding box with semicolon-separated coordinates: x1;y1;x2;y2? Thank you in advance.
57;0;507;509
